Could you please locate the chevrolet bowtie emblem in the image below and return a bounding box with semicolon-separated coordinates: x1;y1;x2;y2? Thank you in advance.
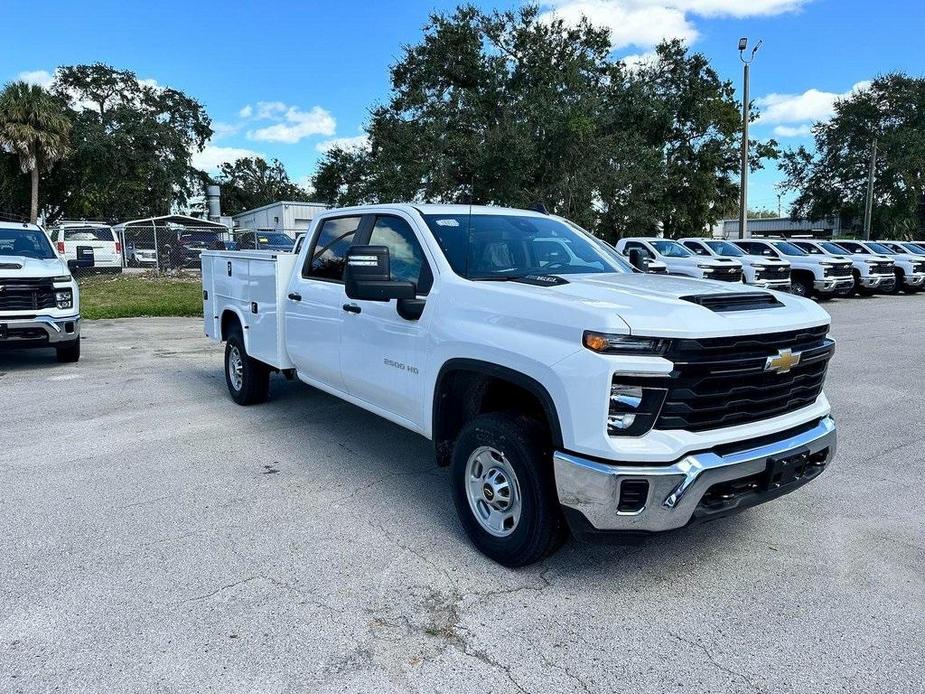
765;348;801;374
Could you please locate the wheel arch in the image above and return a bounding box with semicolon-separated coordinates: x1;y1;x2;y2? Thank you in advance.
432;358;564;467
220;308;249;349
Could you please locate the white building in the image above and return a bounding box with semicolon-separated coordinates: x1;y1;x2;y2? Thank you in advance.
232;201;329;236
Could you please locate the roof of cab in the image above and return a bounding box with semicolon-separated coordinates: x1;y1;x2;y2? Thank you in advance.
316;203;552;218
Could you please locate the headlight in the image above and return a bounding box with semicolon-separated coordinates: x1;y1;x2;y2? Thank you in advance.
583;332;670;355
608;381;668;436
697;264;716;270
55;288;73;309
51;275;72;283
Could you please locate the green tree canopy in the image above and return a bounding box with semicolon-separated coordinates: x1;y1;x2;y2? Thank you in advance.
780;73;925;238
214;157;312;216
42;63;212;223
312;5;774;240
0;81;71;222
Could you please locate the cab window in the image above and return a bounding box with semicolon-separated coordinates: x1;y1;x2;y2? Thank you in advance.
368;216;433;294
683;241;710;256
303;216;362;281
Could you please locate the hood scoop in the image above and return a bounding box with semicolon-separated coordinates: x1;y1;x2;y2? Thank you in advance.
681;292;784;312
0;262;23;270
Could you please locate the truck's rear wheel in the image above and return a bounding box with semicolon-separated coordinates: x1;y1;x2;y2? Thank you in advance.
56;337;80;363
224;328;269;405
451;413;566;567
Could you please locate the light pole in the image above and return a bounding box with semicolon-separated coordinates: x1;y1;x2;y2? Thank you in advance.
738;37;762;239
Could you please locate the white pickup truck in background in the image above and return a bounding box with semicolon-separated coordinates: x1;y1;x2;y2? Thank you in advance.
202;204;837;566
0;221;81;362
679;237;791;290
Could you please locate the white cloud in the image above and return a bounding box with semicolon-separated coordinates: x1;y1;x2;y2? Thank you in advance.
247;105;336;144
211;122;240;140
619;50;659;71
315;133;370;153
192;144;264;171
17;69;54;88
773;124;813;138
756;81;871;124
238;105;253;119
539;1;811;50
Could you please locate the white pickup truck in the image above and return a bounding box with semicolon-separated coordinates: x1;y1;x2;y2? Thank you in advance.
0;221;81;361
202;204;837;566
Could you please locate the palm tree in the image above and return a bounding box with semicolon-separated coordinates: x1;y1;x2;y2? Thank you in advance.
0;81;71;223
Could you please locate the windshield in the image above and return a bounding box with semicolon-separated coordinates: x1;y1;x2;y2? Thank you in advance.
903;242;925;254
820;242;847;254
650;240;693;258
771;241;808;256
258;233;294;245
181;232;221;243
0;228;57;260
835;241;866;254
796;242;825;255
704;241;744;257
62;226;114;241
865;242;893;255
421;213;631;279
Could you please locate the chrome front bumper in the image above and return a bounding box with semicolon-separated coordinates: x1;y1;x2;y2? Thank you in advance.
904;273;925;287
814;278;853;293
751;279;791;290
554;417;836;533
0;314;80;345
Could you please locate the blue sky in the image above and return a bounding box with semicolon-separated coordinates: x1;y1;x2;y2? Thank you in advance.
2;0;922;214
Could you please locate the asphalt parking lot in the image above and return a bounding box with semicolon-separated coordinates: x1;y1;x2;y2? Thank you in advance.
1;296;923;693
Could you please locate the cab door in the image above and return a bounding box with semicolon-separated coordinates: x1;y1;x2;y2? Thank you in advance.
338;213;435;429
285;215;365;392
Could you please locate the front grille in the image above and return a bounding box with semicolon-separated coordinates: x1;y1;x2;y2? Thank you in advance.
0;278;55;311
709;268;743;282
755;266;790;280
825;265;851;278
870;262;893;275
914;262;925;274
653;325;833;432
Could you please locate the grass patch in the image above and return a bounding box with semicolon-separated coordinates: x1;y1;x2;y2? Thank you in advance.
78;274;203;319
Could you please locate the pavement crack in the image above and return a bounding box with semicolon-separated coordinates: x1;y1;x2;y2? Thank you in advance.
179;576;259;604
669;632;767;694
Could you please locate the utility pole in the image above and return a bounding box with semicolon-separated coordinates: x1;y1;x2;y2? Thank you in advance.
863;139;877;240
738;38;762;239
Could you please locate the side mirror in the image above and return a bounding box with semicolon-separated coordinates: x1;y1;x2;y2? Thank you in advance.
627;248;649;271
344;245;416;302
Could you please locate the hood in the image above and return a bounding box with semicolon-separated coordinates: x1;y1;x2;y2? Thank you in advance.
740;255;790;267
470;272;830;339
0;255;69;279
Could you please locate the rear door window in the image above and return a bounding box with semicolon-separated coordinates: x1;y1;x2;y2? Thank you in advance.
63;227;115;241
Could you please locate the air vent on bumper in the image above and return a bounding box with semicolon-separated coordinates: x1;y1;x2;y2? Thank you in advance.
681;293;784;312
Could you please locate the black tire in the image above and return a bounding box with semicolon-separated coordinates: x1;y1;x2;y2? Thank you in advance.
885;270;902;295
224;326;269;405
56;337;80;363
450;412;567;567
791;275;812;298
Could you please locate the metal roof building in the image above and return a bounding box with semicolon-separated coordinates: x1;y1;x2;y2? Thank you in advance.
721;217;844;239
231;201;329;235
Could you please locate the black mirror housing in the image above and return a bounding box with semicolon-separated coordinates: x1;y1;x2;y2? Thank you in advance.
627;248;649;271
344;245;416;301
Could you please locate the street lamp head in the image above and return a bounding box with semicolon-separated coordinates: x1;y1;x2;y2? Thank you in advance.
751;40;763;58
738;37;748;51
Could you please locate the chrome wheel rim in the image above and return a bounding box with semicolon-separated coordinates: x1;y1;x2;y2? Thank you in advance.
465;446;522;537
228;345;244;391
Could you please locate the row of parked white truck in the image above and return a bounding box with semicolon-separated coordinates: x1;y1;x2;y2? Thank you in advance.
614;236;925;299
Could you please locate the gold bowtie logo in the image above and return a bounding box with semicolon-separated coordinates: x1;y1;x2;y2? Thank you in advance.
765;348;801;374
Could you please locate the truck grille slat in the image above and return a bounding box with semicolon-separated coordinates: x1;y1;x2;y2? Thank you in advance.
0;278;55;311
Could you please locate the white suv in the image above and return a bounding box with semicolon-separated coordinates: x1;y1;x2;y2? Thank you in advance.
680;238;790;290
0;222;81;361
615;238;744;282
49;222;123;273
791;239;895;295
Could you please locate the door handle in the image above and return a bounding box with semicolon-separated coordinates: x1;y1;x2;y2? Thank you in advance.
288;292;302;301
342;303;361;314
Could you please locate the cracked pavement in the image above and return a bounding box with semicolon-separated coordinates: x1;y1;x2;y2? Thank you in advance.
1;298;924;693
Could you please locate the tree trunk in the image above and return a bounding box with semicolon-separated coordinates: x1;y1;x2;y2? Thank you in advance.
30;166;39;224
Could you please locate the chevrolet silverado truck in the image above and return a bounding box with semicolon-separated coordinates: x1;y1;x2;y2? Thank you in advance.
679;238;791;291
791;239;895;295
202;205;837;566
734;239;853;299
615;237;744;282
0;221;81;362
838;240;925;294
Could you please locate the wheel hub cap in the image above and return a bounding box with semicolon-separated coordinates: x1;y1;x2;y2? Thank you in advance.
465;446;522;537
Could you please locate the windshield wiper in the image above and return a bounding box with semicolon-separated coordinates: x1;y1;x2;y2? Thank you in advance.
469;274;525;281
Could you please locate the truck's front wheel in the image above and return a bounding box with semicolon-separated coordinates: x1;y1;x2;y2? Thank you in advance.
224;328;270;405
451;413;566;567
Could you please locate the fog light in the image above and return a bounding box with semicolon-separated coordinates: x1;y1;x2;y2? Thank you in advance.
607;380;667;437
